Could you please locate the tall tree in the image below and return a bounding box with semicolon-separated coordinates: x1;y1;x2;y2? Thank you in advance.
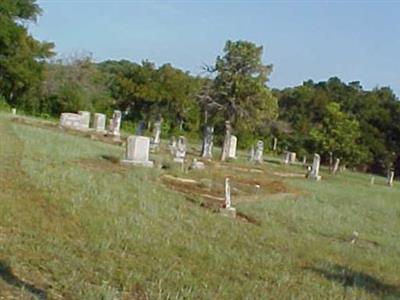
0;0;54;111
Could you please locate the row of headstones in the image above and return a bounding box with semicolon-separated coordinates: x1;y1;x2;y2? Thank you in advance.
60;110;122;136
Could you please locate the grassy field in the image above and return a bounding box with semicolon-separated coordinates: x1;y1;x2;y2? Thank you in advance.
0;112;399;299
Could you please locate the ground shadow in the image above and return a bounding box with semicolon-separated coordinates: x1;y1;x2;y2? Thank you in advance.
305;263;400;298
0;261;47;300
101;154;120;164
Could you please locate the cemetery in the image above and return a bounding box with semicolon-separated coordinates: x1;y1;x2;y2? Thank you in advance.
1;110;399;299
1;1;400;299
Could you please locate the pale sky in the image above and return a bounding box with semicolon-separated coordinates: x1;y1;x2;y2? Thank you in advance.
31;0;400;96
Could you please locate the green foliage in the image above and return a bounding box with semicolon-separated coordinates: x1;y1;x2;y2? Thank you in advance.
0;0;54;112
207;40;278;146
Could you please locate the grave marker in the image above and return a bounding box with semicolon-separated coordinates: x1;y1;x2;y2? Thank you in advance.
121;135;153;167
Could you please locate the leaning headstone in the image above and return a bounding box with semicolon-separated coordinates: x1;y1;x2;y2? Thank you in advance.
228;135;237;159
78;111;90;129
387;171;395;187
121;136;153;167
221;121;232;161
174;136;187;163
220;177;236;217
289;152;296;164
272;137;278;151
11;108;16;115
332;158;340;174
93;113;106;133
109;110;122;136
254;140;264;164
310;153;321;181
201;125;214;159
60;113;82;129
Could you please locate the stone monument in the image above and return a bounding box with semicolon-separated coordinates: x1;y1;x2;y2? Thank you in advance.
310;153;322;181
78;111;90;129
254;140;264;164
220;177;236;217
109;110;122;136
93;113;106;133
121;136;153;167
201;125;214;160
173;136;187;163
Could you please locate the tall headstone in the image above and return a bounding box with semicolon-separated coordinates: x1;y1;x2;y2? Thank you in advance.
272;137;278;151
248;146;255;161
121;136;153;167
302;156;307;165
78;111;91;129
221;121;232;161
174;136;187;163
283;151;290;165
109;110;122;136
332;158;340;174
220;177;236;217
136;120;146;136
153;119;162;146
93;113;106;133
60;113;82;129
228;135;237;159
11;108;16;115
201;125;214;159
254;140;264;164
387;171;395;187
289;152;296;164
310;153;321;181
169;136;177;155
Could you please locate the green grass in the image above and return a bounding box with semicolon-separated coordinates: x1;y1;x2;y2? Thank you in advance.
0;113;399;299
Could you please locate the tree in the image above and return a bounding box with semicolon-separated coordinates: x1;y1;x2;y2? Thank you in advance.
0;0;54;111
209;40;278;143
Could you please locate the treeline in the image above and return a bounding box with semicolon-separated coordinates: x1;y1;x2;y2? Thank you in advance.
0;0;399;176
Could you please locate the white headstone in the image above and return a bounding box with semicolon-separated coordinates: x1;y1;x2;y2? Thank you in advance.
289;152;296;164
78;111;90;129
255;140;264;164
332;158;340;174
221;121;232;161
109;110;122;136
169;136;177;155
93;113;106;132
174;136;187;163
310;153;321;181
60;113;82;129
122;136;153;167
153;120;162;145
228;135;237;159
387;171;395;187
302;156;307;165
201;126;214;159
224;177;232;209
11;108;16;115
191;158;205;170
272;137;278;151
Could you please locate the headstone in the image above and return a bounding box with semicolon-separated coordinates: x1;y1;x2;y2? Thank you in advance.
310;153;321;181
153;119;162;146
332;158;340;174
302;156;307;165
78;111;90;129
109;110;122;136
169;136;177;155
228;135;237;159
272;137;278;151
289;152;296;164
60;113;82;129
121;136;153;167
248;146;255;161
11;108;16;115
254;140;264;164
136;120;146;136
370;176;375;185
329;152;333;170
220;177;236;217
283;151;290;165
191;158;205;170
387;171;395;187
221;121;232;161
173;136;187;163
93;113;106;133
201;125;214;159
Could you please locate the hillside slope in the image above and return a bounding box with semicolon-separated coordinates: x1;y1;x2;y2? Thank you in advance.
0;114;399;299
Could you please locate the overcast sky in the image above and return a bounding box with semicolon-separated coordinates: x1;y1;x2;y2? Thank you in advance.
31;0;400;96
